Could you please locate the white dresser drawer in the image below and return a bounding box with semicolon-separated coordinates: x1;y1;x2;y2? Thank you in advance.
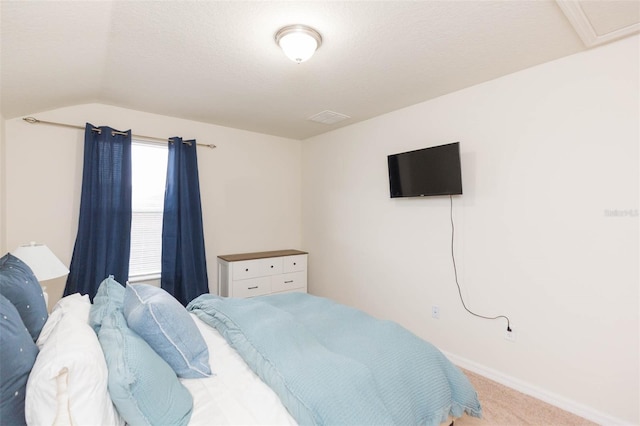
271;271;307;293
283;254;307;273
218;250;308;298
232;257;283;280
232;277;272;298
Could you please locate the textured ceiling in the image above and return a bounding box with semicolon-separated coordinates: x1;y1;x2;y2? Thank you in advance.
1;1;638;140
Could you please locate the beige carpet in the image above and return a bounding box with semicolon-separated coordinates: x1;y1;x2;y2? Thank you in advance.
454;370;598;426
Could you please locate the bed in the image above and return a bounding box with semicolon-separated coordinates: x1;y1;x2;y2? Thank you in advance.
1;253;482;426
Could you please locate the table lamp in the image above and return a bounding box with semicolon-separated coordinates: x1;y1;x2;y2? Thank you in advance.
11;242;69;307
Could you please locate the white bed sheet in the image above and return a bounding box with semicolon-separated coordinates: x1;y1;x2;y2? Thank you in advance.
182;314;297;426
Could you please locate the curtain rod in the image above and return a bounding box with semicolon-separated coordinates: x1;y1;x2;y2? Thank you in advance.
22;117;216;149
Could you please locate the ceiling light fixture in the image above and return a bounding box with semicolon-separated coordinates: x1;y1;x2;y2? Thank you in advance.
275;25;322;64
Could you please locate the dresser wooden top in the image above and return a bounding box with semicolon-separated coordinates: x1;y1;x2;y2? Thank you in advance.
217;249;307;262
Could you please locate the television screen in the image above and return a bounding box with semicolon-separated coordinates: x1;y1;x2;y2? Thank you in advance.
388;142;463;197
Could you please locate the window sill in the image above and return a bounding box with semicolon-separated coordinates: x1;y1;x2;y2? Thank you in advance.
128;273;161;284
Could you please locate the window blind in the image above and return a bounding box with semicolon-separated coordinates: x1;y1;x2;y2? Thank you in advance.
129;210;163;277
129;141;168;279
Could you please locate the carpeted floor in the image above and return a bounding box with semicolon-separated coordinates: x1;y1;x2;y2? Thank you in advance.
454;369;598;426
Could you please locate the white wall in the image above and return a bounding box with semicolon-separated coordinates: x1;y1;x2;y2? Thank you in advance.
302;35;639;424
4;103;302;308
1;111;6;253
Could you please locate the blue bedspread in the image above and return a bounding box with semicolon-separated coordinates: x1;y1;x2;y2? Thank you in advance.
187;293;482;426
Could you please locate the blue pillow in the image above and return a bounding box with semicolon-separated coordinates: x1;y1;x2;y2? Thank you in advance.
89;275;125;334
0;253;48;341
123;284;211;379
98;310;193;426
0;294;39;426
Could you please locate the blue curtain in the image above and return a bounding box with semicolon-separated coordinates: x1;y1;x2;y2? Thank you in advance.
64;123;132;300
161;137;208;306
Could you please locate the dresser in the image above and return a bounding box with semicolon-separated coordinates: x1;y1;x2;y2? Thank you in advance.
217;249;308;298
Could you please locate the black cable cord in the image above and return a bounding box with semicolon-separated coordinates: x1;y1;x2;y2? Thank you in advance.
449;195;511;332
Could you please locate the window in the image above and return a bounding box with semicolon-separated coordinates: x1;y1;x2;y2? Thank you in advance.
129;141;168;281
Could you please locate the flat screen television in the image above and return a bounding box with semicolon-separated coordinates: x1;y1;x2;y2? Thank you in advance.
388;142;463;198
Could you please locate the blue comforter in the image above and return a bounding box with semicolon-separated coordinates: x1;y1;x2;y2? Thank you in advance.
187;293;482;426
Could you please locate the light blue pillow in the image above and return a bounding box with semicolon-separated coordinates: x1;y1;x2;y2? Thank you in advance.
98;310;193;426
123;284;211;379
0;253;48;341
89;275;125;334
0;294;39;426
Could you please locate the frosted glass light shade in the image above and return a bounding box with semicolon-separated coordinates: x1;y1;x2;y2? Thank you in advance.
12;242;69;282
275;25;322;63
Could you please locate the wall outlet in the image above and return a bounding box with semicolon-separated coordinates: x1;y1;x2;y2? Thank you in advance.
431;305;440;319
504;328;517;342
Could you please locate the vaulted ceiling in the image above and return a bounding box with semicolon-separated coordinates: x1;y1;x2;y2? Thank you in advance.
1;1;638;140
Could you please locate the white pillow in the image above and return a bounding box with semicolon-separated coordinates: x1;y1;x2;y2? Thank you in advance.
25;309;123;426
37;293;91;349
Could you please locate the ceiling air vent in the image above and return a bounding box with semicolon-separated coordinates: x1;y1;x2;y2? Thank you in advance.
308;110;351;125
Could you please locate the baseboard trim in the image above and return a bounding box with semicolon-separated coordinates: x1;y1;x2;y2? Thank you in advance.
442;350;633;426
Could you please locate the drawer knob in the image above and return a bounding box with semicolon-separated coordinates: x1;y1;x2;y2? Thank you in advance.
245;268;249;272
270;265;274;268
293;262;296;265
248;286;258;290
284;280;293;284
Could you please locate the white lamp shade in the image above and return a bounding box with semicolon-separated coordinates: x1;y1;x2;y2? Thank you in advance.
11;242;69;282
275;25;322;63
